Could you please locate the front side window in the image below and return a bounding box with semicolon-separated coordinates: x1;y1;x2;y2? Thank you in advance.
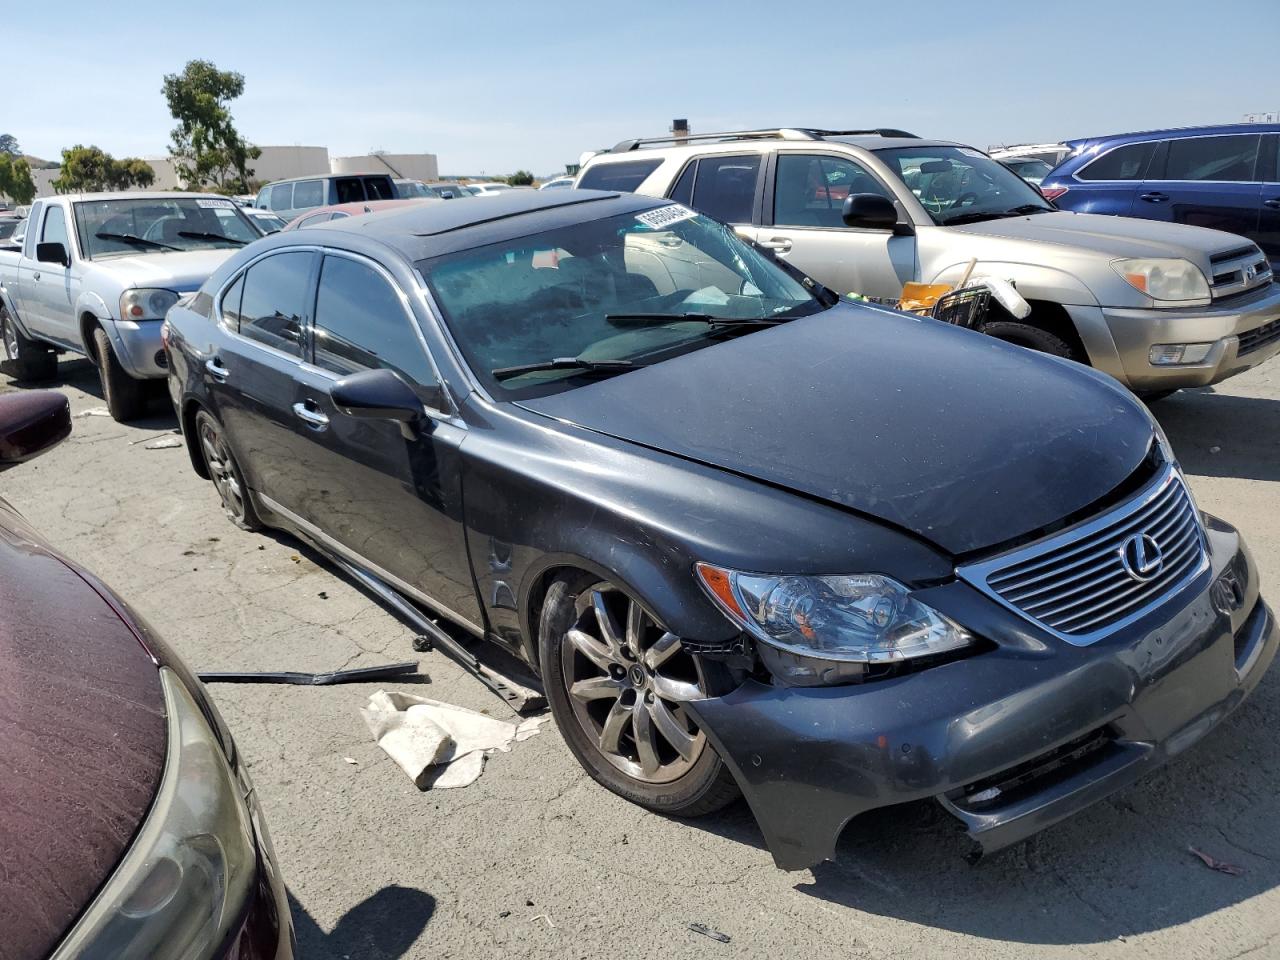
577;159;662;193
72;198;255;259
292;179;324;210
1163;135;1260;182
236;252;313;357
773;154;894;228
335;178;365;204
363;177;395;200
690;154;760;224
422;205;823;399
269;182;294;212
1077;142;1157;181
312;255;437;393
41;205;70;248
877;146;1052;226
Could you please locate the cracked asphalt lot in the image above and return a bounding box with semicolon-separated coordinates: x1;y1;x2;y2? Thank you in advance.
3;358;1280;960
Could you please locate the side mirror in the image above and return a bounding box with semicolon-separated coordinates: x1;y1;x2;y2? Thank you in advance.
36;242;69;267
841;194;901;231
330;368;439;439
0;391;72;471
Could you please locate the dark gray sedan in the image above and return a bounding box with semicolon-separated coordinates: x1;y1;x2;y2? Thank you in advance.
163;190;1276;870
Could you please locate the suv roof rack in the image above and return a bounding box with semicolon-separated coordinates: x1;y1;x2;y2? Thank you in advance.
608;127;918;153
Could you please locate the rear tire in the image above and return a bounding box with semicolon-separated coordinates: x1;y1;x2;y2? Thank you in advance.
980;320;1080;361
92;327;148;422
194;409;262;531
539;571;739;817
1;305;57;382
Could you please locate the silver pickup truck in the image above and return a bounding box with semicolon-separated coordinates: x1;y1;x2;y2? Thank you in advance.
0;192;260;420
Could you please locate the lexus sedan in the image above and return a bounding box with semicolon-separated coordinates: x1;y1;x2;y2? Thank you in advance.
0;391;292;958
164;190;1275;870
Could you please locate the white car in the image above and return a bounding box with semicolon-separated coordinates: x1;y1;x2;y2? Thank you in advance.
539;177;575;190
989;142;1071;168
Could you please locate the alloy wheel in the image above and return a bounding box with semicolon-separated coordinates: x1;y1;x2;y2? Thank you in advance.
560;582;707;784
199;419;247;520
1;310;17;361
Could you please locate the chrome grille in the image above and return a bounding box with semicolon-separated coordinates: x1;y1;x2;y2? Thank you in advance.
958;467;1208;645
1239;318;1280;356
1209;245;1272;300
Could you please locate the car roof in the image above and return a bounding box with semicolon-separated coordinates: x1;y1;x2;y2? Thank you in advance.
309;188;664;260
1064;121;1280;150
283;198;436;229
264;173;394;186
585;135;961;165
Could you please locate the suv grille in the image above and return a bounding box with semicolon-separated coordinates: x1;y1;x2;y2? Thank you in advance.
958;466;1207;644
1209;246;1272;300
1239;318;1280;356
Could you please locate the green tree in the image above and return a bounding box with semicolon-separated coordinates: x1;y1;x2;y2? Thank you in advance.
0;153;37;204
507;170;534;186
0;134;19;157
51;145;155;193
162;60;261;194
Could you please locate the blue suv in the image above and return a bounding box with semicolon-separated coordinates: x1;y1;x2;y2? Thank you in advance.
1041;123;1280;267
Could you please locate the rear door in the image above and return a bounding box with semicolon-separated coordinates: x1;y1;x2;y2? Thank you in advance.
205;249;319;516
666;152;763;232
1136;134;1262;240
287;250;483;628
756;150;913;299
333;177;366;205
361;176;395;200
1256;134;1280;267
1063;140;1156;215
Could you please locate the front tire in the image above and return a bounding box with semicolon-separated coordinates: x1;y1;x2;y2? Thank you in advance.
539;572;739;816
980;320;1080;361
92;327;148;422
194;409;262;531
1;305;57;382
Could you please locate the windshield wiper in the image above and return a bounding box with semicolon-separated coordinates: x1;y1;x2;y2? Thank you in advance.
176;230;247;246
94;231;181;251
491;356;637;381
942;204;1053;227
1006;203;1054;216
605;312;783;327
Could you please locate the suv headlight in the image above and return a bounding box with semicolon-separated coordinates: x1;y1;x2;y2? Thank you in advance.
1112;258;1210;303
52;668;256;960
120;288;180;321
696;563;972;686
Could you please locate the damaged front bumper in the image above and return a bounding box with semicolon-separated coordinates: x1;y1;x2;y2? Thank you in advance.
683;516;1276;871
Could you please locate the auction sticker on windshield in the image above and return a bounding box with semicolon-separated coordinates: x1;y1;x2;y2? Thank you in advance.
196;198;235;209
636;204;696;230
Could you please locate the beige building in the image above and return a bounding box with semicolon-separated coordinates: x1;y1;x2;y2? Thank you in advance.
332;153;439;182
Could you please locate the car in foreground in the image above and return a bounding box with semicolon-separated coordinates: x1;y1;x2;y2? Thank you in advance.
282;198;437;230
164;189;1275;870
252;173;397;223
0;390;292;959
1041;123;1280;270
578;127;1280;396
0;193;258;420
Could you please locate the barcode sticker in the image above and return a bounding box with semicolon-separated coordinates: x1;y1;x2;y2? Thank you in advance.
635;204;696;229
196;198;235;209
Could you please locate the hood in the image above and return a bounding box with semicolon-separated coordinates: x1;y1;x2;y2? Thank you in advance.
89;248;240;293
0;502;165;960
948;210;1251;267
519;304;1155;556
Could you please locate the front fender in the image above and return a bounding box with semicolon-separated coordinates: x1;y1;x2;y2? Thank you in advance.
926;260;1102;308
74;290;113;359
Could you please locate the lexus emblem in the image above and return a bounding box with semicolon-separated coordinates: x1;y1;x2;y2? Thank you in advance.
1120;533;1164;582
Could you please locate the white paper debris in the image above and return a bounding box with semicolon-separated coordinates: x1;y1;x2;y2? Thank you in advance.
145;437;184;449
75;407;112;418
359;690;546;789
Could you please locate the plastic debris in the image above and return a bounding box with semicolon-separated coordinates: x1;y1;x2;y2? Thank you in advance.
343;757;358;765
144;437;183;450
689;923;731;943
359;690;547;789
1188;845;1244;876
198;661;420;686
530;915;556;929
74;407;111;418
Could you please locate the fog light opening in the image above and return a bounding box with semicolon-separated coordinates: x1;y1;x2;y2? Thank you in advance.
1149;343;1213;366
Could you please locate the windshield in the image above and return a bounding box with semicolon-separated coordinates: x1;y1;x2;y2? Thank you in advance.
72;197;259;259
423;205;824;398
877;146;1052;226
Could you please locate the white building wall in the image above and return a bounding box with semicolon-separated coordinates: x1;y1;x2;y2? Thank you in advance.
332;153;439;181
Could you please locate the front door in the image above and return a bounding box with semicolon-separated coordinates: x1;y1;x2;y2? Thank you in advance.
26;204;78;346
1137;134;1263;241
287;251;483;630
755;152;914;300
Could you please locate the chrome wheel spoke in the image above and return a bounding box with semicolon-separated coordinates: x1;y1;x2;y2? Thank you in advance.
625;599;645;657
598;699;631;754
644;631;681;670
651;674;702;702
649;698;699;762
567;627;618;673
591;590;625;656
569;676;621;703
632;703;661;777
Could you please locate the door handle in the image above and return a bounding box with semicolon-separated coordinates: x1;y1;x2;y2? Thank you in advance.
32;272;40;281
292;401;329;429
1139;192;1169;203
1265;198;1280;209
205;357;230;382
760;237;793;253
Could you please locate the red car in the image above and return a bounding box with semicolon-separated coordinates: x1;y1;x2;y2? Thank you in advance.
0;391;292;960
283;197;437;230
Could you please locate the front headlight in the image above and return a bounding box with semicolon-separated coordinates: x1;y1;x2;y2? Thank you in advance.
52;668;256;960
696;563;973;685
1112;258;1210;303
120;288;180;321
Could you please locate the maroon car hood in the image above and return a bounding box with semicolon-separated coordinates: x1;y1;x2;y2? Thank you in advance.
0;500;166;960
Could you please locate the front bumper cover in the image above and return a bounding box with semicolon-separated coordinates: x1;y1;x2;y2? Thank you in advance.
683;516;1275;871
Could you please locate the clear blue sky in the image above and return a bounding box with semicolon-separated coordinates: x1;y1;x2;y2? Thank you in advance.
7;0;1278;176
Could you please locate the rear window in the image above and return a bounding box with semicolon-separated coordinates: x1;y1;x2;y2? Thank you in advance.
363;177;395;200
1163;135;1260;182
335;178;365;204
690;154;761;224
1077;142;1156;181
577;159;662;193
